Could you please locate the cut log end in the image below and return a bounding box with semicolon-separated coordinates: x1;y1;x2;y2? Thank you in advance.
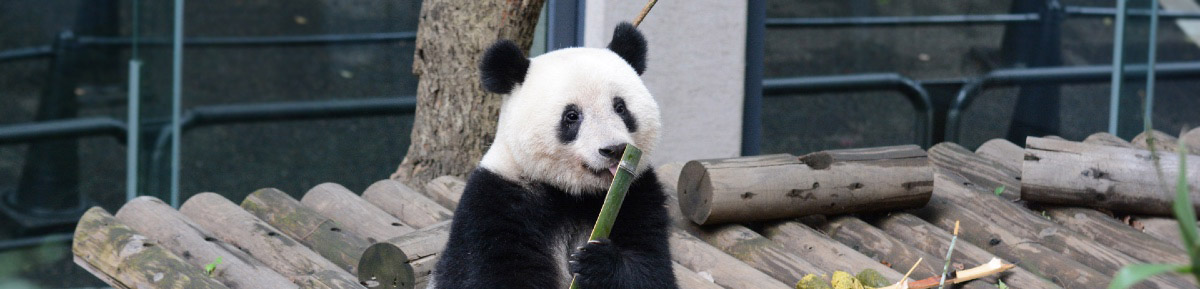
358;243;417;289
678;160;713;225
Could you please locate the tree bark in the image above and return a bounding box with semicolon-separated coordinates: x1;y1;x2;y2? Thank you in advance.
1020;137;1200;216
241;188;370;274
679;146;932;225
115;197;297;289
73;207;230;289
300;183;415;243
362;179;453;229
392;0;546;187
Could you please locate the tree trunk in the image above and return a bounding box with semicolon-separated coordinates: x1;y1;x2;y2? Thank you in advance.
392;0;546;187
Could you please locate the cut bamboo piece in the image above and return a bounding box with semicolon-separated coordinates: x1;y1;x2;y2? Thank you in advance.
667;228;792;289
1131;129;1179;153
241;188;370;274
819;217;996;289
1083;132;1135;148
875;213;1064;289
759;221;904;281
115;197;296;289
358;221;448;289
301;183;415;243
1021;137;1200;216
924;171;1190;288
73;207;230;289
361;180;452;229
1042;207;1187;264
423;176;466;210
179;193;364;289
929;142;1020;200
679;146;932;225
671;262;723;289
973;139;1023;173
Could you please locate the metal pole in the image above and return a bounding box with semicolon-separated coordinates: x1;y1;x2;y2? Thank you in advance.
742;0;765;156
126;60;140;201
1109;0;1128;135
1145;0;1159;131
170;0;184;207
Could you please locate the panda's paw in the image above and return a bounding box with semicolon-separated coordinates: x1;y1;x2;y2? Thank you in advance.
569;238;621;280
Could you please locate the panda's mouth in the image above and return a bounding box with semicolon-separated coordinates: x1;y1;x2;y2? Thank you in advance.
583;163;620;178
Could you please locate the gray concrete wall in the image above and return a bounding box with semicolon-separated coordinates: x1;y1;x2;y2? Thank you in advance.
584;0;747;165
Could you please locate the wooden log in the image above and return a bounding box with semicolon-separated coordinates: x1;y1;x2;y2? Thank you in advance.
115;197;296;289
73;207;230;289
930;142;1021;200
679;146;932;225
671;262;723;289
974;138;1023;173
179;193;364;289
1021;137;1200;216
661;182;792;288
1043;135;1066;140
696;224;828;285
361;180;452;229
1084;132;1135;148
301;183;415;243
1133;216;1197;249
358;221;448;289
820;216;997;289
924;171;1191;288
1042;207;1187;264
760;221;904;281
423;176;466;210
667;228;792;289
1184;127;1200;154
1131;129;1179;153
874;213;1065;289
241;188;371;274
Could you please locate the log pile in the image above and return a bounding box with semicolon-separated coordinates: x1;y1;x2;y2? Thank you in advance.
72;128;1200;288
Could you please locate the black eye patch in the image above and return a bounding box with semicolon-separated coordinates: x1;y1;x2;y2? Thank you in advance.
558;104;581;143
613;97;638;133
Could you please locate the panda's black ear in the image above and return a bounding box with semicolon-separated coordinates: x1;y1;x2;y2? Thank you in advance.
479;40;530;94
607;22;647;75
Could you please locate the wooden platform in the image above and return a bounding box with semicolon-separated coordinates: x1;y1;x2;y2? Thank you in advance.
71;128;1200;289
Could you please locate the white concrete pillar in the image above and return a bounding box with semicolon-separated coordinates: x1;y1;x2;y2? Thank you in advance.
584;0;748;165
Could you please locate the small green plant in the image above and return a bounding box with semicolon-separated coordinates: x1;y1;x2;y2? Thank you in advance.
1107;137;1199;288
996;280;1008;289
204;256;223;276
993;186;1005;197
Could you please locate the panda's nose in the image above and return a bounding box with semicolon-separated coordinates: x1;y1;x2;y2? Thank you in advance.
598;144;627;160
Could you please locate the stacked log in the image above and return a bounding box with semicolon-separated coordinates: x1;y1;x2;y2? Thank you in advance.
1090;131;1200;247
423;176;466;210
180;193;364;289
1184;127;1200;153
1021;137;1200;216
362;180;452;229
115;197;296;289
241;188;371;274
678;146;932;225
759;220;904;281
301;183;415;243
73;207;230;289
1131;129;1180;153
819;217;998;289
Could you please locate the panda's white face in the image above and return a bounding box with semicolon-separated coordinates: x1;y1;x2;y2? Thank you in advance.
480;47;660;195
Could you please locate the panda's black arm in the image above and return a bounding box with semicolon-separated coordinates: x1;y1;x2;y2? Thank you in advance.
575;169;680;289
433;170;565;289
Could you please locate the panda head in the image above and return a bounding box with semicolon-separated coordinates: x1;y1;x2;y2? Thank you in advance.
478;22;659;195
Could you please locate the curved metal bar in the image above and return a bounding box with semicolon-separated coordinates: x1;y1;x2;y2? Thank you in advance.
76;31;417;47
0;45;54;63
766;13;1039;28
944;61;1200;142
763;73;933;147
0;117;126;145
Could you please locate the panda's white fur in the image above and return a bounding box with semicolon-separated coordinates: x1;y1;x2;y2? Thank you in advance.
432;22;677;289
480;47;660;194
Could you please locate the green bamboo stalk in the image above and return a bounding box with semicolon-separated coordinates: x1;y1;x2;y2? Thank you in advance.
568;144;642;289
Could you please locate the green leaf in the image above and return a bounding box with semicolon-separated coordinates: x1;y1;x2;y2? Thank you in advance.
1107;264;1190;289
996;280;1008;289
204;256;223;275
994;186;1005;196
1173;142;1198;260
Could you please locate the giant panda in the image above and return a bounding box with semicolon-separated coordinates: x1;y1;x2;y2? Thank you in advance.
429;23;678;289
